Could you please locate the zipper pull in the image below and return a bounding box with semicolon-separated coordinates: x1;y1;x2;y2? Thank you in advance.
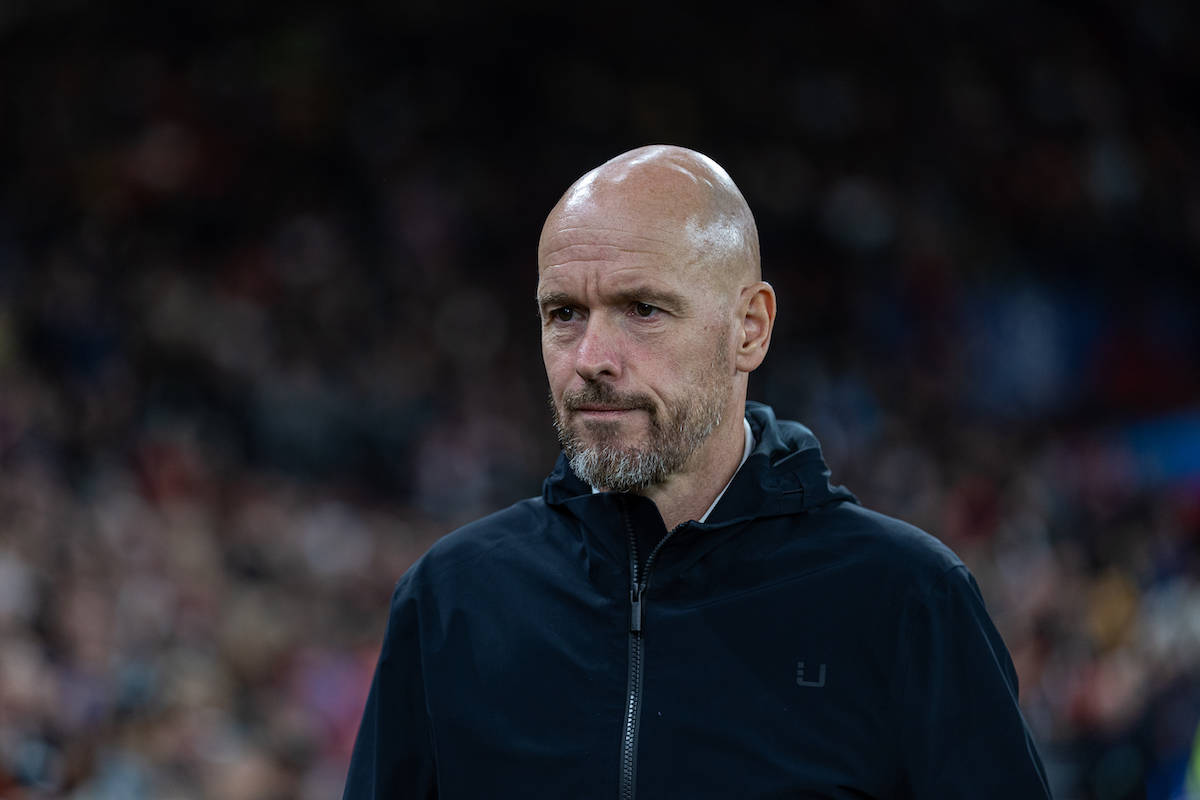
630;585;645;634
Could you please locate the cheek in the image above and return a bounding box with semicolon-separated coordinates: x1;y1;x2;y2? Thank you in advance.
542;344;571;390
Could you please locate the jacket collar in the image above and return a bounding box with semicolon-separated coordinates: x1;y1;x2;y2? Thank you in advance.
542;402;857;526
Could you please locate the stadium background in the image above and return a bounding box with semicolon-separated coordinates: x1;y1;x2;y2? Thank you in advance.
1;2;1199;798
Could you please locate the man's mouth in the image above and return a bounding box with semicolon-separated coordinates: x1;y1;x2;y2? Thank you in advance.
573;406;640;417
561;386;656;422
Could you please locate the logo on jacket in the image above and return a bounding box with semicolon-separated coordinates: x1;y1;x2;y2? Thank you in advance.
796;660;826;688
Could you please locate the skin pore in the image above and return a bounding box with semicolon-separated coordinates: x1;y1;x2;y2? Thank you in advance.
537;145;776;531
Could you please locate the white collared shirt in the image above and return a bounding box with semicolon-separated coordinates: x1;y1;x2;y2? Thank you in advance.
698;416;755;523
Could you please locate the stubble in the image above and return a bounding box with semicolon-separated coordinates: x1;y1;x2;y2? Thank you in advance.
550;334;732;492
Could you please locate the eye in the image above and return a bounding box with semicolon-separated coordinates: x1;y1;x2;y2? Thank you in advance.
550;307;575;322
633;302;656;318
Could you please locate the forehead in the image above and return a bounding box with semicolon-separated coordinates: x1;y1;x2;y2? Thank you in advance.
539;220;674;264
537;194;714;266
537;217;707;298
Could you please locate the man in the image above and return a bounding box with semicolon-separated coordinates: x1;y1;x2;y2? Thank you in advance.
343;146;1052;798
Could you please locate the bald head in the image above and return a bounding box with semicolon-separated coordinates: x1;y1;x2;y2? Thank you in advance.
539;145;760;290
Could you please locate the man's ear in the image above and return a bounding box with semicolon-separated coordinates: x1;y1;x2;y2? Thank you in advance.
735;281;776;373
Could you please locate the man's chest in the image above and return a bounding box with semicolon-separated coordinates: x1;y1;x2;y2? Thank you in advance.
421;564;901;799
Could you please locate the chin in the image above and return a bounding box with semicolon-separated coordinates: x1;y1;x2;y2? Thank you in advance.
576;419;646;444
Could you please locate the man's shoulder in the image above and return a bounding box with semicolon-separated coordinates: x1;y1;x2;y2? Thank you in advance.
402;496;559;588
807;501;966;582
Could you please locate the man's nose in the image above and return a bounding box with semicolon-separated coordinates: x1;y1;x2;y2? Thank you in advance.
575;316;622;382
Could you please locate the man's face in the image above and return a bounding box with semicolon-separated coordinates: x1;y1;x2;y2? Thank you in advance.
537;207;738;492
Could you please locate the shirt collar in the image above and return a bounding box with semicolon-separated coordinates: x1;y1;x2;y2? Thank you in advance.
698;416;755;523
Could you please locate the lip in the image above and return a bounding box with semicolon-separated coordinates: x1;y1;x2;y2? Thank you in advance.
573;407;639;416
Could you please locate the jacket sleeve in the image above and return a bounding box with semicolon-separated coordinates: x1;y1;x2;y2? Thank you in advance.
343;574;437;799
894;564;1052;798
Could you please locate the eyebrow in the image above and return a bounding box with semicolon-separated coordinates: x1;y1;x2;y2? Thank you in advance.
536;291;574;313
536;286;691;315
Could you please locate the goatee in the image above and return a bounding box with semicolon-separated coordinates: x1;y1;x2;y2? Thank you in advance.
550;381;722;493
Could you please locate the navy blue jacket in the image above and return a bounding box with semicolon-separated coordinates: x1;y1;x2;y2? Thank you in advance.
344;403;1052;798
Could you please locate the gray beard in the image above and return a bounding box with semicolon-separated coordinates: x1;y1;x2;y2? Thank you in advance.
550;386;723;493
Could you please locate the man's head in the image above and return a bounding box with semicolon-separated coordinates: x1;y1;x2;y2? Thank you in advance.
537;145;775;493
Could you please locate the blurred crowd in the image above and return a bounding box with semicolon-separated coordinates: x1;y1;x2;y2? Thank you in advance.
1;2;1198;798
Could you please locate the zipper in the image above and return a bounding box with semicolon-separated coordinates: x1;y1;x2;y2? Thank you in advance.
618;506;680;800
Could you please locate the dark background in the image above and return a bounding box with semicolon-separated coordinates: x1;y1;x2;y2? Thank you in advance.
1;1;1198;798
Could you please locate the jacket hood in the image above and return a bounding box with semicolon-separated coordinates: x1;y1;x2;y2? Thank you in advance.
542;401;857;525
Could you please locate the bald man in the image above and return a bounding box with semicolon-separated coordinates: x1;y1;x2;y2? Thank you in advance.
343;147;1052;799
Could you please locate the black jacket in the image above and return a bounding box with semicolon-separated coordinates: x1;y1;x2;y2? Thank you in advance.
344;403;1052;799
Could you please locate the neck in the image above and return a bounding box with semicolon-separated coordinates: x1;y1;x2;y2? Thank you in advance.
639;410;746;531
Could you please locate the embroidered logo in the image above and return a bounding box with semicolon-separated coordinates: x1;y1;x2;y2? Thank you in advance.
796;660;826;688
